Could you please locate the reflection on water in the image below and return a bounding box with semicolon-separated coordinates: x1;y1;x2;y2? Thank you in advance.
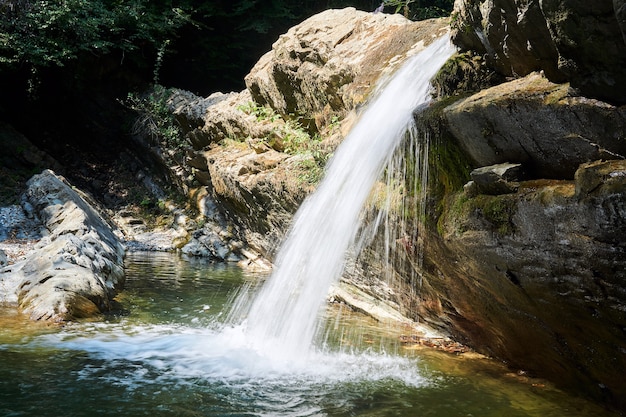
0;252;618;416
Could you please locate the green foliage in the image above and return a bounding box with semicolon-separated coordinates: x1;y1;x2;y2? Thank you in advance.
236;101;331;185
479;195;516;235
382;0;453;19
0;1;188;69
296;157;325;185
0;0;456;96
237;101;281;122
125;85;185;150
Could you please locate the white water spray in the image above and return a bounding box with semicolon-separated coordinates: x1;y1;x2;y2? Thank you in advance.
241;35;457;360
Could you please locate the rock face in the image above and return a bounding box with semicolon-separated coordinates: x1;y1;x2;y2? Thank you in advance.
166;88;319;256
419;160;626;407
157;9;451;257
443;9;626;386
450;0;626;105
246;8;450;131
0;170;125;321
444;72;626;179
408;52;626;407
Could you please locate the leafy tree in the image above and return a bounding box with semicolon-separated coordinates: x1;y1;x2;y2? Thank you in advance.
0;0;454;94
381;0;454;19
0;0;188;68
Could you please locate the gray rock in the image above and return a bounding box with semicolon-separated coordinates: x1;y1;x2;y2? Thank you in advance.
470;163;523;195
444;72;626;179
182;228;240;262
422;159;626;407
167;90;239;150
451;0;626;104
1;170;125;321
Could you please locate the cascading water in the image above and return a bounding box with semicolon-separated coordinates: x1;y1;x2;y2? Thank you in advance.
239;35;457;360
1;30;616;417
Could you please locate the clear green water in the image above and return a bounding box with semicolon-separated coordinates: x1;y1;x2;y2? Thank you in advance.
0;251;618;417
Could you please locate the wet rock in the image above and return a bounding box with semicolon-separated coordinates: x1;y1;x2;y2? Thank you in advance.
575;159;626;198
0;170;125;321
182;228;240;262
421;159;626;408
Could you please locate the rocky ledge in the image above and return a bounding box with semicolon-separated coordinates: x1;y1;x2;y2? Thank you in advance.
0;170;125;321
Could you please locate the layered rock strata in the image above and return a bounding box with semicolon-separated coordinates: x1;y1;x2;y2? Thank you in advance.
160;9;451;257
0;170;125;321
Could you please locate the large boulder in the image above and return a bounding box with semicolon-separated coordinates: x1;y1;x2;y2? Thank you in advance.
0;170;125;321
161;10;452;257
444;72;626;179
450;0;626;105
245;8;450;131
419;159;626;407
162;88;322;256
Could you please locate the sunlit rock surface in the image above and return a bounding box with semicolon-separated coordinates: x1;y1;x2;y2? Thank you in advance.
444;72;626;179
165;9;450;257
0;170;125;321
246;7;450;131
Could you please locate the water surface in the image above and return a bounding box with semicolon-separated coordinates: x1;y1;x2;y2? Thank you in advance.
0;252;617;416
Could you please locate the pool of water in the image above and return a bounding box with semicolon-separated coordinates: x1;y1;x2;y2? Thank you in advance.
0;251;618;416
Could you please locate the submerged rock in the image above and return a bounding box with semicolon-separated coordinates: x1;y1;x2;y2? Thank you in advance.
0;170;125;321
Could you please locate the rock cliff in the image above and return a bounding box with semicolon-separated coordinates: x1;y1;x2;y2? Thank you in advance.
422;0;626;407
450;0;626;105
158;8;451;258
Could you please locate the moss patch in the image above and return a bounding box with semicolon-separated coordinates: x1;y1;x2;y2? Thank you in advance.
442;192;518;236
477;194;517;235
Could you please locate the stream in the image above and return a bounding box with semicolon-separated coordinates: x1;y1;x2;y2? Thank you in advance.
0;251;616;417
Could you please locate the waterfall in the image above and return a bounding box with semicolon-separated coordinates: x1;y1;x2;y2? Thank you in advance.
240;35;456;360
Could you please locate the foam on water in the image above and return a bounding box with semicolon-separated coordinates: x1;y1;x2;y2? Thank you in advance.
34;323;429;390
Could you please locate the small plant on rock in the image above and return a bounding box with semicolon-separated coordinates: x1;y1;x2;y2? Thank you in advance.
126;85;186;151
